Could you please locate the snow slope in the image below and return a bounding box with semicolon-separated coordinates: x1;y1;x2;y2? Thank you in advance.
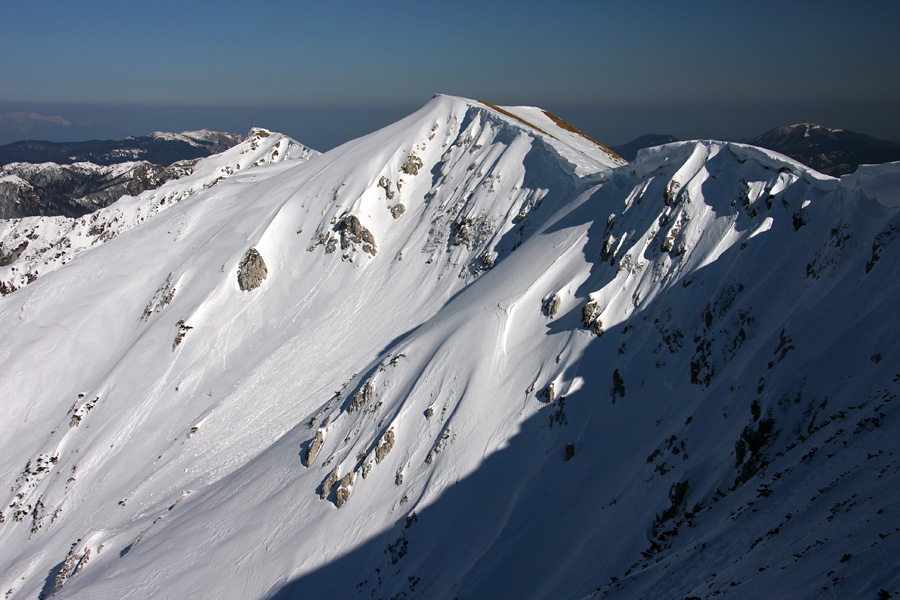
0;95;898;600
0;128;317;295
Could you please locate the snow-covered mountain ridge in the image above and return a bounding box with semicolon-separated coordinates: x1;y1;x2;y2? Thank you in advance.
0;130;245;168
147;129;243;149
0;95;897;600
0;128;317;295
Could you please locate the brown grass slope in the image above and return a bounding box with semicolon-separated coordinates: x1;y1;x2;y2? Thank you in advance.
478;101;624;163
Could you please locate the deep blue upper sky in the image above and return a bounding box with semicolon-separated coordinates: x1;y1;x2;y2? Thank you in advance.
2;0;898;149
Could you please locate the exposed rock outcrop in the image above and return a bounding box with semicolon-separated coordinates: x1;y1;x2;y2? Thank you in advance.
400;152;423;176
51;542;91;595
338;215;377;256
542;293;561;318
375;429;396;464
320;468;339;500
335;472;356;508
237;248;267;291
539;382;556;403
172;320;193;350
306;430;325;466
349;382;375;413
582;299;604;336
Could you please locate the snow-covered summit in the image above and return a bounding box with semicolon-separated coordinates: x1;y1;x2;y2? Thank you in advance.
0;96;898;600
148;129;244;149
753;123;900;176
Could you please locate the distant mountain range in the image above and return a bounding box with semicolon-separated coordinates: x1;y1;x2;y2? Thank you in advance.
0;130;243;168
613;125;900;176
0;131;246;219
751;123;900;176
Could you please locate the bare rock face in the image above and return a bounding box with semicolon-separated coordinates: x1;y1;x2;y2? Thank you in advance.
378;175;396;199
335;486;351;508
375;429;396;464
237;248;267;291
335;472;356;508
320;468;339;500
338;215;377;256
53;544;91;594
172;320;193;351
400;152;423;175
582;299;604;336
306;430;324;466
349;382;375;413
0;240;29;267
539;382;556;403
582;299;598;328
542;294;561;318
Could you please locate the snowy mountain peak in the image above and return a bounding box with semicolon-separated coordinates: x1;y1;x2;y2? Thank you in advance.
148;129;244;147
753;123;900;176
766;122;840;139
0;97;898;600
428;94;627;174
484;101;626;166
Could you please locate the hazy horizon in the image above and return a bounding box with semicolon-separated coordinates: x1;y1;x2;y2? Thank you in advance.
3;96;899;152
2;0;898;150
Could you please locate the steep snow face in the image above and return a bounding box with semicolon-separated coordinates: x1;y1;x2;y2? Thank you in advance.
0;129;317;295
0;96;898;600
841;161;900;208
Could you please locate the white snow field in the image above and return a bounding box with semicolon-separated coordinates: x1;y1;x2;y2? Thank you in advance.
0;95;898;600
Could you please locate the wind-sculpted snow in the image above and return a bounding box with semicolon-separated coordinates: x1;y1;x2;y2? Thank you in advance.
0;96;898;600
841;161;900;209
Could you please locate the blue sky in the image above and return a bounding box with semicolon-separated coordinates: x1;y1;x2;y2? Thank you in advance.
2;0;898;148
